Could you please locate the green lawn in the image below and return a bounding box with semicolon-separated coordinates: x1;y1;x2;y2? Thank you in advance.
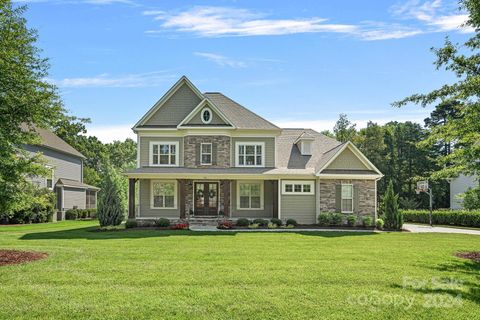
0;221;479;319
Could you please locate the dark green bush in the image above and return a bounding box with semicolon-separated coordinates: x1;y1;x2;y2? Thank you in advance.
286;218;297;227
65;209;78;220
5;188;55;224
253;218;268;227
346;215;357;227
362;216;373;227
318;213;330;226
125;219;137;228
270;218;282;226
330;213;343;226
236;218;250;227
401;209;480;228
155;218;170;228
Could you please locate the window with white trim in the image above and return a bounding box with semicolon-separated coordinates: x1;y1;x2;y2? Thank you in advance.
341;184;354;213
150;142;178;166
151;181;177;209
46;166;54;190
236;142;264;167
200;143;212;165
282;181;314;195
238;182;263;209
201;108;212;124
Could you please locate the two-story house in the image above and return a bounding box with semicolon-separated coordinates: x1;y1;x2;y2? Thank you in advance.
23;125;99;221
125;76;383;225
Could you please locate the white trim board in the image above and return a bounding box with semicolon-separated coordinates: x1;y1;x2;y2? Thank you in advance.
177;99;235;128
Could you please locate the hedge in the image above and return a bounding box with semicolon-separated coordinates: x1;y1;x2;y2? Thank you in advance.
401;210;480;228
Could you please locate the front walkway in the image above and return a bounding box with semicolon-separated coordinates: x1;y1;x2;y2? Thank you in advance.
404;223;480;235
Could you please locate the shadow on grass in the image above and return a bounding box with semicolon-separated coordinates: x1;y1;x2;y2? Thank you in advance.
392;258;480;305
19;226;377;240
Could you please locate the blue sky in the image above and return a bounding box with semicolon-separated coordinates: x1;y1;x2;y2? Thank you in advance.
18;0;472;142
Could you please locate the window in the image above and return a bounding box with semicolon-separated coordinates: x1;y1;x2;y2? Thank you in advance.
236;142;264;167
301;141;312;155
201;107;212;124
150;142;178;166
200;143;212;165
237;182;263;210
46;166;54;190
151;181;177;209
282;181;314;195
341;184;354;213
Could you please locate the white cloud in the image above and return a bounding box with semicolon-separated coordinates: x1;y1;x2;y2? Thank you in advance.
86;124;135;143
194;52;247;68
54;71;176;88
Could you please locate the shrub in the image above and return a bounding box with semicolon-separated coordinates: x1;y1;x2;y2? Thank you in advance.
463;186;480;210
286;218;297;227
155;218;170;228
125;219;137;229
171;223;189;230
270;218;282;226
383;180;403;230
318;213;330;226
376;218;384;230
362;216;373;228
217;220;234;229
248;223;259;229
401;209;480;228
346;215;357;227
285;224;295;229
236;218;250;227
253;218;268;227
330;213;343;226
97;164;126;227
267;223;277;229
65;209;78;220
88;209;97;219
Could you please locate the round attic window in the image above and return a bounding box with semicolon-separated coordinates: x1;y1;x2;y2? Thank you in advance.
201;108;212;124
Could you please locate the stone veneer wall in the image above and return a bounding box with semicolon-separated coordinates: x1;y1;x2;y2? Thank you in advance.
183;136;230;168
319;179;376;218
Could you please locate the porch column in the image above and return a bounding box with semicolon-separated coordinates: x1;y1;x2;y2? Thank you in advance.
272;180;279;219
128;178;137;219
178;179;186;219
222;180;231;217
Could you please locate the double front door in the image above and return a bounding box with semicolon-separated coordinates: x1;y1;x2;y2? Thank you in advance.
194;182;219;216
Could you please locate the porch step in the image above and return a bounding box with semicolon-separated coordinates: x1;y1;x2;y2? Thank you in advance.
188;217;220;228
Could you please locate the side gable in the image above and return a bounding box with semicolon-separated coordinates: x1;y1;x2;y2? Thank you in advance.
134;76;204;129
316;142;382;176
178;99;233;128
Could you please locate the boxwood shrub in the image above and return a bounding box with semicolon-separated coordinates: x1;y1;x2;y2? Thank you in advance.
236;218;250;227
330;213;343;226
253;218;269;227
318;213;330;226
401;209;480;228
270;218;282;226
286;218;297;227
155;218;170;228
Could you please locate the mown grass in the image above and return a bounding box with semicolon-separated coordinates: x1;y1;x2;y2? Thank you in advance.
0;221;479;319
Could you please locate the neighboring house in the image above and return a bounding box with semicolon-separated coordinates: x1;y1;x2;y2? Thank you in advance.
449;174;478;209
125;76;383;224
23;126;99;220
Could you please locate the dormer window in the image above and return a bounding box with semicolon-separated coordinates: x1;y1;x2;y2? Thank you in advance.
201;107;212;124
295;132;314;156
301;141;312;155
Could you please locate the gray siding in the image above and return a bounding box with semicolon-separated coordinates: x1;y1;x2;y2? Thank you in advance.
144;83;202;126
63;187;86;210
231;137;275;167
184;106;228;126
139;137;184;167
231;180;274;218
24;145;83;184
450;174;478;209
327;148;368;170
281;181;316;224
139;179;180;218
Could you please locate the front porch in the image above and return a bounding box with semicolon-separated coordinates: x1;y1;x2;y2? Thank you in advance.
128;178;279;220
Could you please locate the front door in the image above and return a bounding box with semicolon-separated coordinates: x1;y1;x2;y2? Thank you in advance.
194;182;219;216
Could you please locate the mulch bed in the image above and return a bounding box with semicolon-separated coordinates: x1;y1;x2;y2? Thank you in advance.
0;250;48;266
455;251;480;262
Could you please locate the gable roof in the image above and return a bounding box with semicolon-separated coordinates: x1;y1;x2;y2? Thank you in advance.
22;124;85;159
178;98;234;128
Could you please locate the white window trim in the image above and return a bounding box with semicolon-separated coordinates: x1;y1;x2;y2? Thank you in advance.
236;181;264;210
149;141;179;167
200;143;212;165
150;180;177;210
45;165;54;190
281;180;315;195
201;107;212;124
301;141;312;155
235;142;265;167
341;183;354;214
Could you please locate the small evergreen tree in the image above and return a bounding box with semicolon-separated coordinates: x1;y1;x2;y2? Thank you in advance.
383;180;403;230
98;163;125;227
